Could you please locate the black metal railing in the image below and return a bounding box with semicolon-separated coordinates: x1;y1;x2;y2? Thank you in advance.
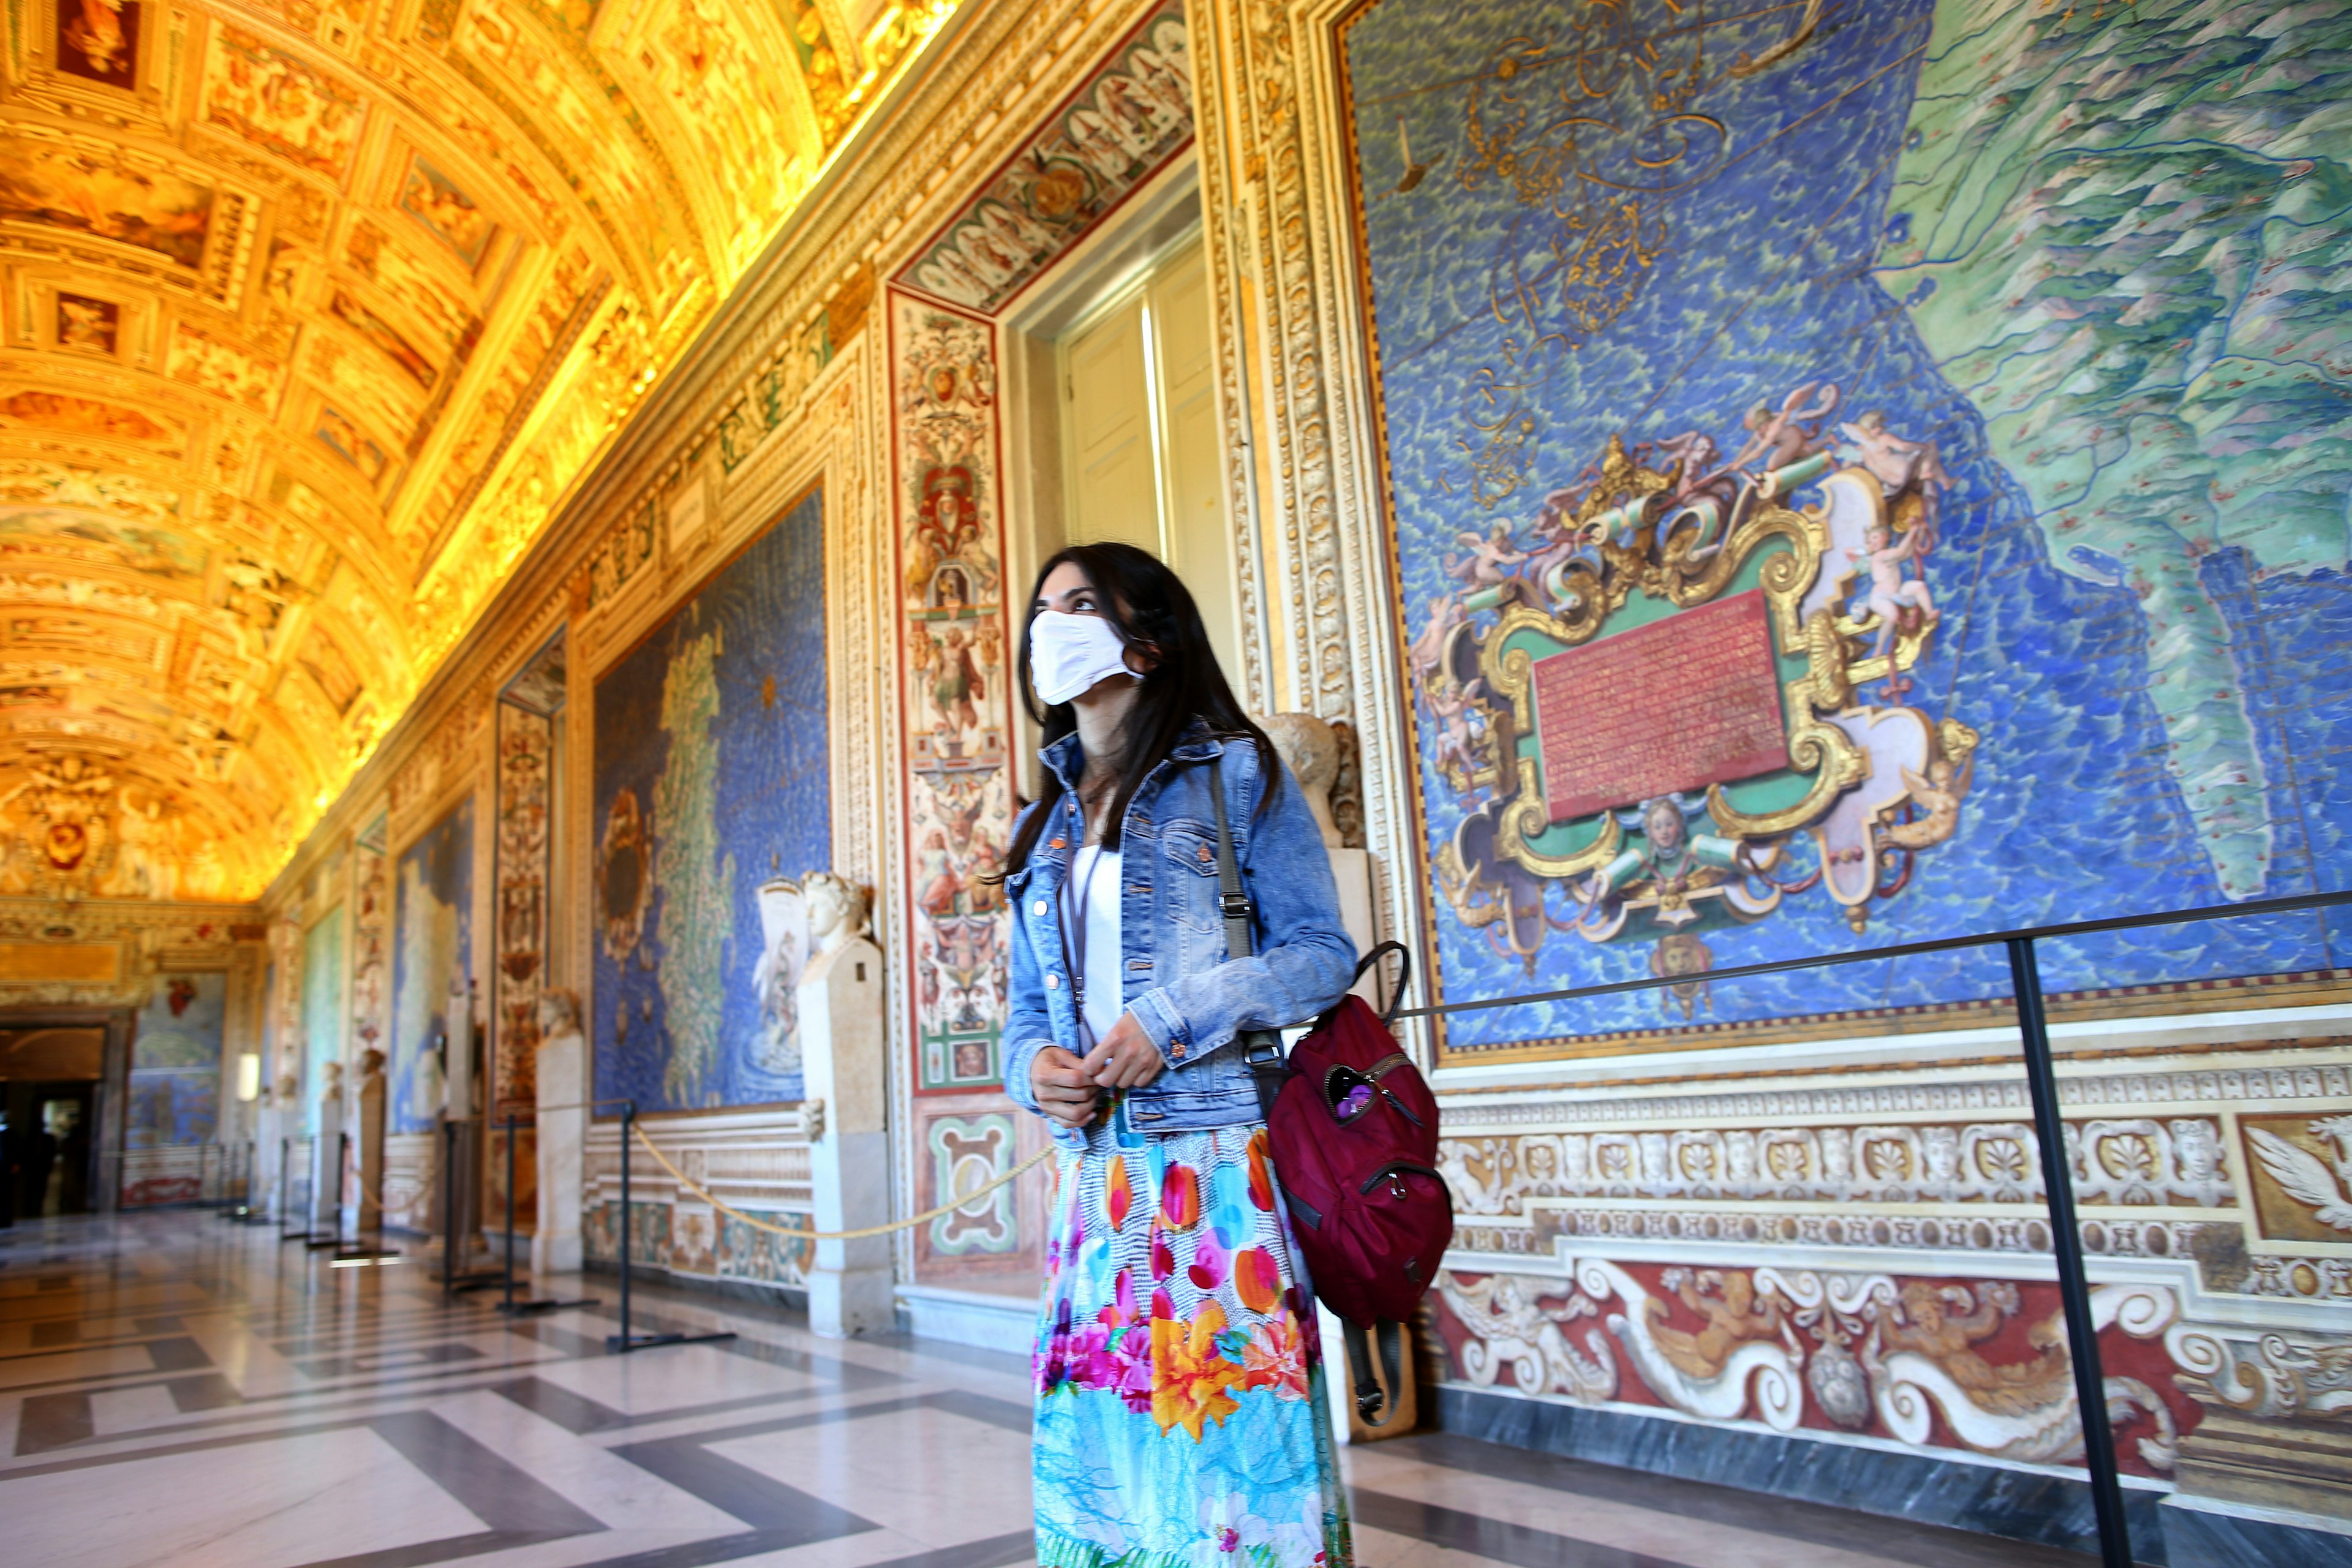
1392;886;2351;1568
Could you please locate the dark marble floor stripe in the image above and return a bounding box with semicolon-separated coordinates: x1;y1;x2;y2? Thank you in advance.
369;1409;607;1535
583;1303;897;1390
0;1415;379;1477
1394;1430;2101;1568
165;1372;244;1412
297;1341;485;1380
288;1528;571;1568
610;1433;877;1542
487;1374;629;1434
1352;1487;1694;1568
13;1390;93;1454
922;1387;1034;1434
552;1529;843;1568
501;1317;614;1360
487;1374;839;1435
146;1335;213;1371
644;1392;935;1449
874;1529;1041;1568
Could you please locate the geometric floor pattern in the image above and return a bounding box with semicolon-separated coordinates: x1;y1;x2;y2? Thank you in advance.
0;1210;2096;1568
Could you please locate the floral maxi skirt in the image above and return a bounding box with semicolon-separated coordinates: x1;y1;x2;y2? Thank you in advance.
1032;1104;1351;1568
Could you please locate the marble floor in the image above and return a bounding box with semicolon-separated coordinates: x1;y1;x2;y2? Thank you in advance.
0;1211;2100;1568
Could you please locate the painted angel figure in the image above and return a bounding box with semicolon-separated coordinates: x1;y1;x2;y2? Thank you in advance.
1883;753;1975;851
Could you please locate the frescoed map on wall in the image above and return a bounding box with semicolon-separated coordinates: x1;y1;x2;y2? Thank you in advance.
1338;0;2351;1057
391;800;472;1133
126;971;223;1150
300;907;345;1135
592;486;829;1114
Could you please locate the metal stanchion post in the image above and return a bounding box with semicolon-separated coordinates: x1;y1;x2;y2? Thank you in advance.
605;1101;730;1354
277;1137;301;1242
507;1114;520;1302
437;1116;500;1294
307;1133;342;1249
494;1110;594;1316
442;1118;456;1298
2008;937;2133;1568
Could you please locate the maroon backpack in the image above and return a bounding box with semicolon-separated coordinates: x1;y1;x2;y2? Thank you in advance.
1210;766;1453;1420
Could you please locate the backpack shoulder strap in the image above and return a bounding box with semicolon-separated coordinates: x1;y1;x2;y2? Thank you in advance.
1207;754;1253;962
1209;755;1287;1114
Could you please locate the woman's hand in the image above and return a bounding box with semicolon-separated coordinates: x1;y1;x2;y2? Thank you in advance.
1082;1012;1164;1090
1030;1046;1101;1129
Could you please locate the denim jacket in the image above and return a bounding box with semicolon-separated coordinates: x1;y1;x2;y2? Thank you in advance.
1001;724;1355;1147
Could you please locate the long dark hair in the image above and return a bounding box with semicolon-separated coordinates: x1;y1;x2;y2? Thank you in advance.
999;541;1277;876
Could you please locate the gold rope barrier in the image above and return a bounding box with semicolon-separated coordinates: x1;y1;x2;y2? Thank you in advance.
628;1120;1054;1241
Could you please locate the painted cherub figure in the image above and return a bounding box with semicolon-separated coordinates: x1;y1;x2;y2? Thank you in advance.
1728;380;1842;478
1444;521;1528;589
1841;410;1951;541
1425;676;1490;793
1861;522;1938;658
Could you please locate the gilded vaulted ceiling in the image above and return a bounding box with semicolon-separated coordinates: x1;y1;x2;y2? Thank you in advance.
0;0;948;901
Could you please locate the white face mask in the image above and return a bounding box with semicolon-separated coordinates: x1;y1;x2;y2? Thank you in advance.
1028;609;1137;706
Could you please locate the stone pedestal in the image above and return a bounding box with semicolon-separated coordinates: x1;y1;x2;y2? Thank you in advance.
356;1051;385;1240
1331;847;1381;1000
799;932;889;1336
309;1069;344;1236
254;1104;282;1221
533;995;586;1275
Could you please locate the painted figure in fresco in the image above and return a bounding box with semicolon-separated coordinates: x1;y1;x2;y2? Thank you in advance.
918;252;986;306
1841;410;1951;541
1131;46;1192;121
1425;676;1491;796
930;625;984;740
749;878;809;1074
1408;594;1466;687
1646;1268;1792;1381
62;0;134;77
1445;520;1528;589
1727;380;1842;479
1860;521;1938;658
1883;754;1974;851
916;827;960;919
57;295;115;352
957;229;1020;288
598;788;648;960
1577;796;1751;930
1095;72;1174;146
1066;108;1135;181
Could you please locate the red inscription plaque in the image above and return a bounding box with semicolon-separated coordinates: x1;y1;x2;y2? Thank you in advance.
1530;589;1789;823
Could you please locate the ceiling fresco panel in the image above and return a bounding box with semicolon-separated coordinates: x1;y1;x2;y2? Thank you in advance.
2;0;957;898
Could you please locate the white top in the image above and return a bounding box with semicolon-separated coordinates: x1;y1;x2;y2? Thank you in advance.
1066;845;1124;1049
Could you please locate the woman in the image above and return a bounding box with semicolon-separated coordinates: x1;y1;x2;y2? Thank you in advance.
1001;543;1356;1568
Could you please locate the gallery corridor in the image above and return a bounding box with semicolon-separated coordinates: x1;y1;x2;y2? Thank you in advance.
0;1212;2103;1568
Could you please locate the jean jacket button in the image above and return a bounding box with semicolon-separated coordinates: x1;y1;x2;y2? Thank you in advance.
1044;973;1060;990
1032;899;1049;918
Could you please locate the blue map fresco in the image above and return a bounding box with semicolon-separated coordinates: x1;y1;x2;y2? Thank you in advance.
593;486;831;1112
127;971;223;1149
1339;0;2352;1049
391;801;472;1134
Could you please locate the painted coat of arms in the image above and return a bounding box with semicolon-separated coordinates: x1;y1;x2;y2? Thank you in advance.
1425;396;1978;1015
